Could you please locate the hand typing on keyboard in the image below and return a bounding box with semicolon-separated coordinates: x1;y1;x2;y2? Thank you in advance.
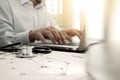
29;27;82;45
35;36;80;46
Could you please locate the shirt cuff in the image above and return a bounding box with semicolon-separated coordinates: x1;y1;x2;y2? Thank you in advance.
13;30;30;43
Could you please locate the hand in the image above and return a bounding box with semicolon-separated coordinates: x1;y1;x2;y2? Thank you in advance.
29;27;69;44
61;28;82;40
29;29;45;43
45;27;82;44
29;27;82;44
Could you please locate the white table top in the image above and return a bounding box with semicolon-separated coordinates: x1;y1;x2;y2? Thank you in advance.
0;50;86;80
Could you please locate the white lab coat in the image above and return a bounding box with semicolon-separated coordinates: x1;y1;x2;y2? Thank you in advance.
0;0;61;47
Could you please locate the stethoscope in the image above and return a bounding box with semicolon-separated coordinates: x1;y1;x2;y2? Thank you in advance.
0;42;52;58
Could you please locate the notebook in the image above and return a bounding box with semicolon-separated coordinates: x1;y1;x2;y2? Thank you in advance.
29;27;87;53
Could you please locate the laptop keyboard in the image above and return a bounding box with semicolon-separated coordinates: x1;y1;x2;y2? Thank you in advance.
34;39;79;46
63;42;79;46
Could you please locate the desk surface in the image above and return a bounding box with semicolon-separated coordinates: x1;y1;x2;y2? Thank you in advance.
0;51;86;80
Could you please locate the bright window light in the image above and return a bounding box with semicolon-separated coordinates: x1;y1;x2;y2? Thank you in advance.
72;0;86;30
109;0;120;41
45;0;105;39
73;0;81;29
85;0;105;39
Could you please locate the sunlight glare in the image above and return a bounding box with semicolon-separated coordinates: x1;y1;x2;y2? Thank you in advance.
110;0;120;41
85;0;105;39
73;0;83;30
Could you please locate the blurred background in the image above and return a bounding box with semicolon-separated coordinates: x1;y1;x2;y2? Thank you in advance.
44;0;120;41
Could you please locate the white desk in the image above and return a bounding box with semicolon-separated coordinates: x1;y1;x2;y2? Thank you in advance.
0;50;86;80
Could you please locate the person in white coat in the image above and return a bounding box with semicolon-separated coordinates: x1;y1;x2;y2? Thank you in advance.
0;0;82;47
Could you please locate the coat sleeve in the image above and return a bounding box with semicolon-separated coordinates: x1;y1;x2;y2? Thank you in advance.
0;0;30;47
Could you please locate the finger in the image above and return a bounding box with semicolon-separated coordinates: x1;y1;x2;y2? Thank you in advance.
39;28;57;44
52;30;61;43
37;33;46;43
45;31;57;44
47;28;61;43
49;26;56;29
74;30;81;39
58;31;66;44
77;30;82;35
67;29;81;40
61;30;73;42
76;30;83;39
63;31;72;42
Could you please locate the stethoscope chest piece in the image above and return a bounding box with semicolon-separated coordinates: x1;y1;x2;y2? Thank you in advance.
16;46;37;58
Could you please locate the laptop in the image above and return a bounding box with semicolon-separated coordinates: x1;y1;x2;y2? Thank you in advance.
29;27;87;53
